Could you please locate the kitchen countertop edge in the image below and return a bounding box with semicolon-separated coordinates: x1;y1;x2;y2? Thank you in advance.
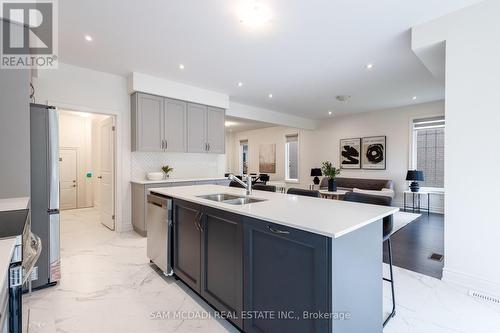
149;185;399;239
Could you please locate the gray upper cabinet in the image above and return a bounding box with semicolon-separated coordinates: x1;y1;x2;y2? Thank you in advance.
131;93;164;152
164;98;187;152
187;103;208;153
132;92;225;154
206;107;225;154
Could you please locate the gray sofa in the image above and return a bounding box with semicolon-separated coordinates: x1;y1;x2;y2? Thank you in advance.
320;177;394;192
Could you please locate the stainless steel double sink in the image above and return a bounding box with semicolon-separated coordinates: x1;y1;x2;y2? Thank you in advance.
197;193;266;205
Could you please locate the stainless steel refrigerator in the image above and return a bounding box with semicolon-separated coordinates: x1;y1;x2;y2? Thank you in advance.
29;103;61;290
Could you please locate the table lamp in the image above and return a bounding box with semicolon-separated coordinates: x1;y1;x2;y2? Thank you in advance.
406;170;424;192
310;168;322;185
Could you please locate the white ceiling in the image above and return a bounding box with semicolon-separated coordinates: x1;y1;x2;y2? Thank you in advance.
58;0;481;119
225;116;276;133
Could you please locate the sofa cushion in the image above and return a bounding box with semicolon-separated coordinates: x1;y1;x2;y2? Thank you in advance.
353;188;395;199
320;177;394;191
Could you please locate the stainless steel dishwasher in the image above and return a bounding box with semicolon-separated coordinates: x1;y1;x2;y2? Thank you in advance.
146;192;173;276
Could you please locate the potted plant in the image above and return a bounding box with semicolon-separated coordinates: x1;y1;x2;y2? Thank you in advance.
321;161;341;192
161;165;174;179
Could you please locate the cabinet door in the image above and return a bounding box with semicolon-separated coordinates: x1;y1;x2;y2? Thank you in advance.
206;107;225;154
173;200;202;293
132;93;164;152
186;103;207;153
201;209;243;329
164;98;187;152
243;219;330;333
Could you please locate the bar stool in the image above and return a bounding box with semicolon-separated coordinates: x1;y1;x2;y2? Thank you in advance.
286;188;321;198
343;191;396;327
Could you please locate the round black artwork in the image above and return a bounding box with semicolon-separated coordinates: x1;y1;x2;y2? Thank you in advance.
365;144;384;164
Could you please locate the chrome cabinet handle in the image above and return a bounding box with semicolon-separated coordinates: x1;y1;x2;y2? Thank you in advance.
197;212;205;232
165;140;168;150
161;140;164;149
267;225;290;235
194;212;204;232
193;215;200;231
207;143;210;151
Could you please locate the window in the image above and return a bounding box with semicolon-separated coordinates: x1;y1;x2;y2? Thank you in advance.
412;116;445;188
239;140;248;174
285;134;299;181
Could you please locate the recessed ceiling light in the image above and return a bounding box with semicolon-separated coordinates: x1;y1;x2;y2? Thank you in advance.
238;1;272;28
268;93;273;99
238;82;243;87
328;111;332;116
84;35;93;42
179;64;185;70
412;96;417;100
366;63;374;70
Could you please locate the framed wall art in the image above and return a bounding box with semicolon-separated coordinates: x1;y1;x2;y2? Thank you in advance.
259;143;276;173
340;138;361;169
361;136;386;170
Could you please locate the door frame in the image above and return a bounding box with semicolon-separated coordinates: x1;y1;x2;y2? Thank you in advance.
46;100;120;231
59;147;78;210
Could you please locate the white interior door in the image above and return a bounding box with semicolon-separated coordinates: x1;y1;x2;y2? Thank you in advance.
99;117;115;230
59;148;77;210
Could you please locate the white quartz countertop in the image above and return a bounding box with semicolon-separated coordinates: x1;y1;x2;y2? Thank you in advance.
149;185;399;238
0;197;29;212
0;237;17;285
131;177;228;185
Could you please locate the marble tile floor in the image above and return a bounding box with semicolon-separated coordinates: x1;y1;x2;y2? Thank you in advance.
23;208;500;333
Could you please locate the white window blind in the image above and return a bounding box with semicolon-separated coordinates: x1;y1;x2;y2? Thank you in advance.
285;134;299;181
412;116;445;188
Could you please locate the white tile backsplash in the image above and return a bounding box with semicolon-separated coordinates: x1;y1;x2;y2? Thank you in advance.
131;152;226;180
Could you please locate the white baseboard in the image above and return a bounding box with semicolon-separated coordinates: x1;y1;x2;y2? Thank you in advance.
117;223;133;233
442;267;500;297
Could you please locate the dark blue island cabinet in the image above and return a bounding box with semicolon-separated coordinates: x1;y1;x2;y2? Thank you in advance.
172;198;383;333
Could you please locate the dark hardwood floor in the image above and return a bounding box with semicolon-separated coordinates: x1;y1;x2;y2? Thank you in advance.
383;212;444;279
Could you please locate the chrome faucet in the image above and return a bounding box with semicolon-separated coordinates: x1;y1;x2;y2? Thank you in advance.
228;174;252;196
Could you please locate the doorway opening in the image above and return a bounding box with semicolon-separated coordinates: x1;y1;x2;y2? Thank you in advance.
58;110;116;230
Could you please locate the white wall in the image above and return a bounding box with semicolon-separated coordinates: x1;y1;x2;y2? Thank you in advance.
0;65;30;199
33;63;132;231
310;101;445;211
413;0;500;295
129;72;229;109
59;111;93;208
129;72;317;130
226;126;303;182
227;101;445;212
228;102;318;130
34;63;228;231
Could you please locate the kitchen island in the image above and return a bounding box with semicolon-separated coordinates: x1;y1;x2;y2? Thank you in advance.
149;185;398;333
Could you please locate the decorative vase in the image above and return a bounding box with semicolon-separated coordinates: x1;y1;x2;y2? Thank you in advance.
164;173;170;179
328;178;337;192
